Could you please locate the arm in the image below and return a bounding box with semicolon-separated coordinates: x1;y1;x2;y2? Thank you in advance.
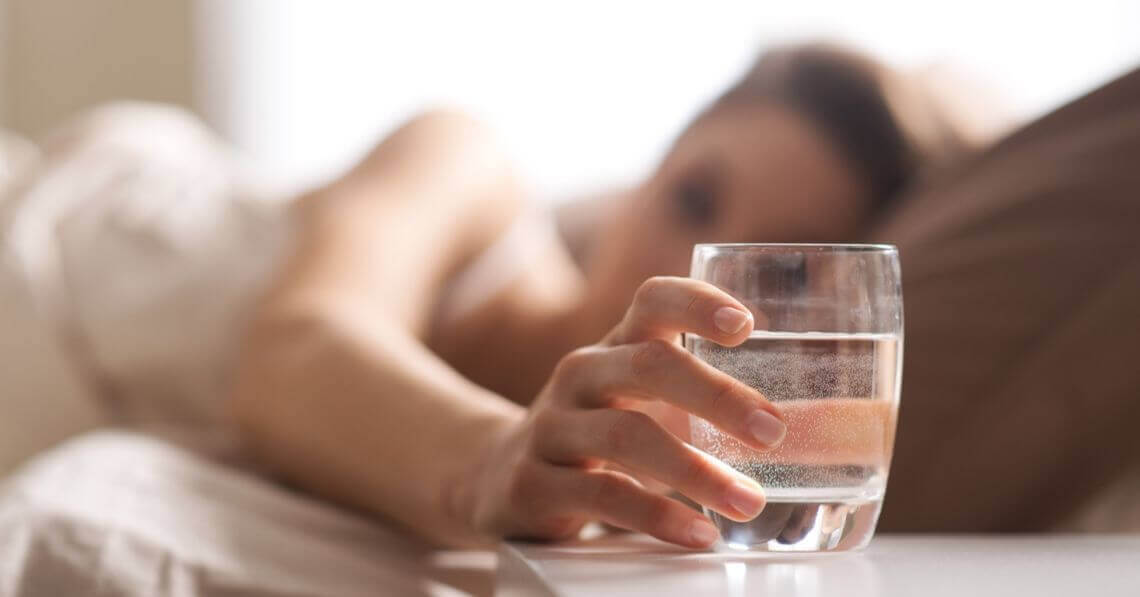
231;111;527;546
233;112;786;549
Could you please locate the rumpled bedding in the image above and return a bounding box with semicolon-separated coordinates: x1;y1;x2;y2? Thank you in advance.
0;103;292;470
0;432;493;596
0;104;493;596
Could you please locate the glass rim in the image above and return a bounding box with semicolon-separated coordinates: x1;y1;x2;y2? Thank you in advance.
693;242;897;253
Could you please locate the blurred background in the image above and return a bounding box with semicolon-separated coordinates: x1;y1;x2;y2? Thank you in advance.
2;0;1139;199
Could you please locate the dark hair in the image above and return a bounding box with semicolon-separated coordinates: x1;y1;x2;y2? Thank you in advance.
705;43;972;211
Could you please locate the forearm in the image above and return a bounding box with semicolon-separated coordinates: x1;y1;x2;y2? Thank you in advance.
232;301;524;546
230;110;529;545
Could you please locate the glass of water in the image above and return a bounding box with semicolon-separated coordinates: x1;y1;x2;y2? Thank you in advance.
687;243;902;553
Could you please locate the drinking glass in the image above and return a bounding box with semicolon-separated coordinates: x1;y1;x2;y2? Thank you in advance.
687;244;903;552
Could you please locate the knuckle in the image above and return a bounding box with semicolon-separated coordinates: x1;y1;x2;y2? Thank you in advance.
552;347;595;384
645;497;676;529
683;291;710;317
629;339;678;380
603;410;653;458
589;474;626;510
531;409;559;436
634;276;672;304
677;452;715;488
709;378;743;414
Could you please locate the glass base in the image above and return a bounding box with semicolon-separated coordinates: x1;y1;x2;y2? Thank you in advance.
709;498;882;553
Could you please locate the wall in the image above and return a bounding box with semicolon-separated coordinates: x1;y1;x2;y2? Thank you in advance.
2;0;1140;195
1;0;194;137
193;1;1140;198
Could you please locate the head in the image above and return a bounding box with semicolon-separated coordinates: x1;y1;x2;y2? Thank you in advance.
581;42;972;331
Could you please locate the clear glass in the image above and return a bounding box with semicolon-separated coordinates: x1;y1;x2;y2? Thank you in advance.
687;243;903;553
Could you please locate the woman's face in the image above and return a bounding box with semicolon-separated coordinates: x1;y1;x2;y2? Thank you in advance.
582;102;871;332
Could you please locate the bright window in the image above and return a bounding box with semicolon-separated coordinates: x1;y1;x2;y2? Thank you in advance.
195;1;1140;199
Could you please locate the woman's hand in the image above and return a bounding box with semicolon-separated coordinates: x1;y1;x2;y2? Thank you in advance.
460;276;786;548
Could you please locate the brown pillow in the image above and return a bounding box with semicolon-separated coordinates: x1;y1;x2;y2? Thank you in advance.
868;67;1140;532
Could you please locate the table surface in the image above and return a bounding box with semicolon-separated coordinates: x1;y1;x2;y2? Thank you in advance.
496;534;1140;596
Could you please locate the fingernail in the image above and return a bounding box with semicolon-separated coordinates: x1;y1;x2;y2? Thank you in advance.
748;410;787;447
689;519;720;547
713;307;751;334
726;481;766;519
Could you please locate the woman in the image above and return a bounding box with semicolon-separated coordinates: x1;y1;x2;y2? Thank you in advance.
0;44;974;551
228;43;975;549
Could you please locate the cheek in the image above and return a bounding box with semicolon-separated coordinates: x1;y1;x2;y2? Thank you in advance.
628;210;693;277
594;188;700;289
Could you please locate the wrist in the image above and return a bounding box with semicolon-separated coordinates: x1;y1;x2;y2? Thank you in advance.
440;402;524;545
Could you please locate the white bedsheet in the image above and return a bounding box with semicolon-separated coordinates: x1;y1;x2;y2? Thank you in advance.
0;431;495;596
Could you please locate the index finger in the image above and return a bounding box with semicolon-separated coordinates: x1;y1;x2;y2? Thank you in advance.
554;341;786;451
605;276;763;347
